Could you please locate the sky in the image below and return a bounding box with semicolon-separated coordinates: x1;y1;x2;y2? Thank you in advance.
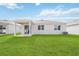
0;3;79;22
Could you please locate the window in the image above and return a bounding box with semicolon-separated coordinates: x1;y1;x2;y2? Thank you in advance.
3;26;6;29
38;25;40;30
54;25;61;30
0;25;2;29
38;25;44;30
0;25;6;34
54;28;57;30
41;25;44;30
0;25;6;29
58;25;61;30
54;25;57;30
24;25;29;29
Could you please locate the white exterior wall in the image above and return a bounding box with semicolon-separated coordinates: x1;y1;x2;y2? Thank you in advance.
6;23;21;34
67;25;79;34
31;24;66;34
0;20;66;35
6;24;14;34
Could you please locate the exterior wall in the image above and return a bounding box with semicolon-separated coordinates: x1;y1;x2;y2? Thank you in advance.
0;21;66;35
31;24;66;34
67;25;79;34
6;24;14;34
6;23;21;34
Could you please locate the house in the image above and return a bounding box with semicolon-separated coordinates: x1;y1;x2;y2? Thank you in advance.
0;20;21;34
0;20;8;34
67;20;79;34
0;19;66;36
14;19;66;36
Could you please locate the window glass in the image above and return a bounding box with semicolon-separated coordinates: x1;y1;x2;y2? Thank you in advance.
58;25;61;30
38;25;44;30
54;25;61;30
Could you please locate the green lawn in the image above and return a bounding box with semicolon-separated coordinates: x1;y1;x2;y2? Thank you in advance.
0;34;79;56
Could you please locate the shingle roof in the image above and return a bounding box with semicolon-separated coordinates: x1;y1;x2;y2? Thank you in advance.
0;19;66;25
33;20;66;25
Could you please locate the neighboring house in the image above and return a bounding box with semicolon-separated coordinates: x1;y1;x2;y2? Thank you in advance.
0;20;8;34
0;19;66;36
67;20;79;34
0;20;21;34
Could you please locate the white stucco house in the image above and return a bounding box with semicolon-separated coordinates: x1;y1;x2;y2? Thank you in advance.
67;20;79;34
0;19;66;36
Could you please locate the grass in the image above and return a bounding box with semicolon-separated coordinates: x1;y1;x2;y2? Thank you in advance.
0;34;79;56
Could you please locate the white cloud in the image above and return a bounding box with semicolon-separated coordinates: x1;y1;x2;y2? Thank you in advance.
37;7;79;22
64;8;79;14
39;9;62;17
35;3;40;6
39;8;79;17
0;3;23;10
